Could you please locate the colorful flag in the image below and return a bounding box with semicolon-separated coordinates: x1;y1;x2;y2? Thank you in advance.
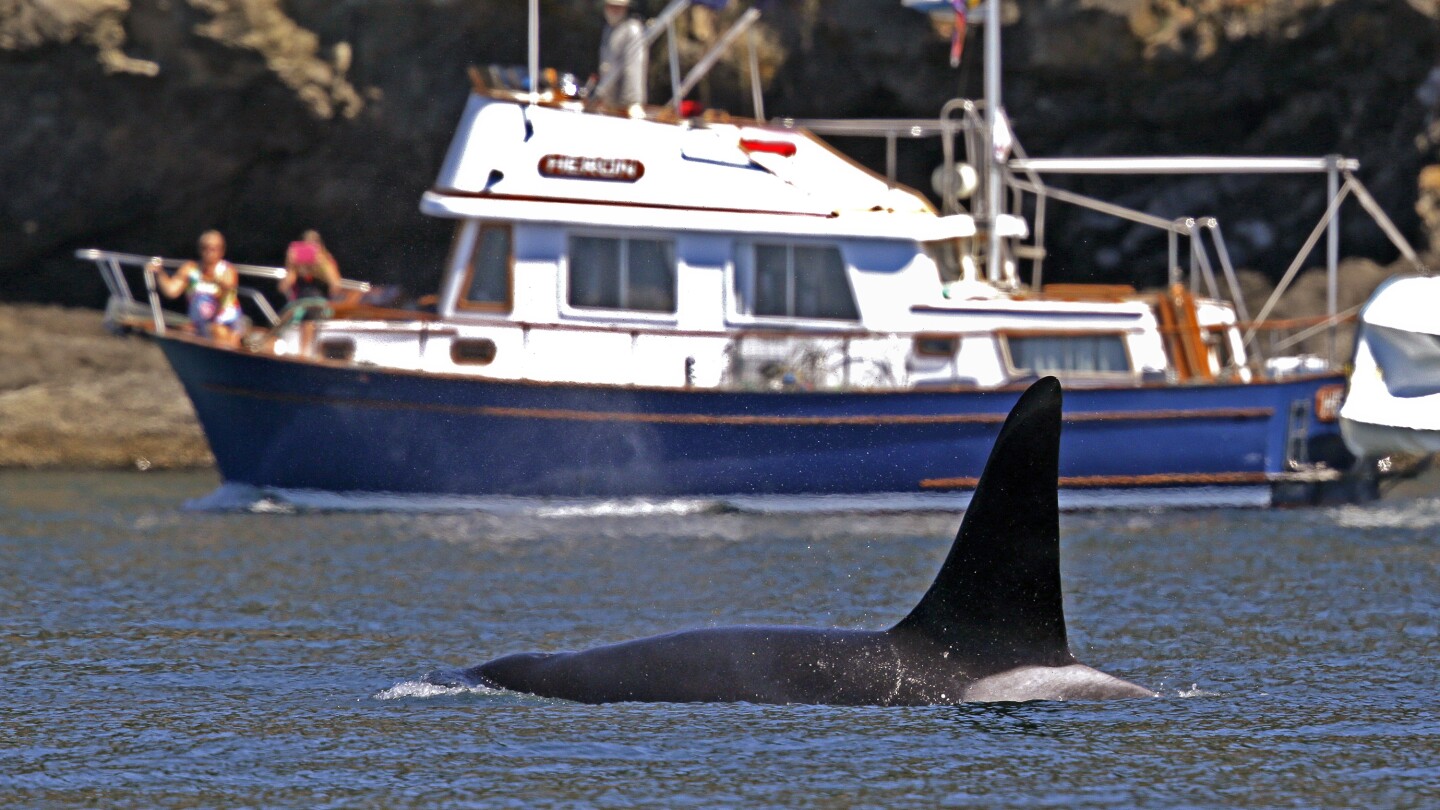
950;0;980;67
950;0;965;67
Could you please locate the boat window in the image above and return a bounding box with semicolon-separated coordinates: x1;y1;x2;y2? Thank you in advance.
568;235;676;313
459;224;512;311
914;334;959;357
742;243;858;321
1204;326;1235;374
1004;333;1131;375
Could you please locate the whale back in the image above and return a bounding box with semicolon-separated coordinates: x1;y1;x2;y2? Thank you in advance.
893;377;1074;670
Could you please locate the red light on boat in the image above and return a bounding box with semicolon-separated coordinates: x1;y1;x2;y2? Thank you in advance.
739;138;797;158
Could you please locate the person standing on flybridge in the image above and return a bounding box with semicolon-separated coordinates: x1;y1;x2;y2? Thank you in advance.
597;0;647;115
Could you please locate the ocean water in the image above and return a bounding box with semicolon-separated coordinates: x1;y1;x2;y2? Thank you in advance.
2;470;1438;808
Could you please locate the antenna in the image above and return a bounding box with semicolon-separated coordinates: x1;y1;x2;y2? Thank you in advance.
527;0;540;103
983;0;1003;284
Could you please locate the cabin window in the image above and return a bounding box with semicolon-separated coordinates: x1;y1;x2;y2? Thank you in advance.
567;235;676;313
740;243;858;321
1004;333;1131;375
1204;327;1235;374
913;334;959;357
459;224;512;311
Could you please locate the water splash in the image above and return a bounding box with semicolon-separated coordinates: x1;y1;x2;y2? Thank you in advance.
182;484;734;516
181;486;954;516
532;499;728;518
182;482;273;512
1176;683;1217;699
372;679;503;701
1332;498;1440;530
178;483;1270;516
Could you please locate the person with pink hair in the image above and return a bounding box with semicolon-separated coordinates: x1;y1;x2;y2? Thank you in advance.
278;229;342;320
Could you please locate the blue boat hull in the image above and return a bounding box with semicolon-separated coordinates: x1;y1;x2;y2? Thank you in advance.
157;336;1350;501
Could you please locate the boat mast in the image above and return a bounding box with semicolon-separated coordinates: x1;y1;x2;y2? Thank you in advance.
982;0;1003;284
528;0;540;102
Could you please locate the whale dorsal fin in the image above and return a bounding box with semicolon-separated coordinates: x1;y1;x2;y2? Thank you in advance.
893;377;1075;670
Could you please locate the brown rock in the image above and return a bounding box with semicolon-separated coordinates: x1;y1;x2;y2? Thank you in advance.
0;304;212;468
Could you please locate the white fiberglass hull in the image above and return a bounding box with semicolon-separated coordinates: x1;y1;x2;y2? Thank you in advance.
1340;275;1440;457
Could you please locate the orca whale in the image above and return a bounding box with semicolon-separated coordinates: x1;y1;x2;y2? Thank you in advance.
438;377;1156;704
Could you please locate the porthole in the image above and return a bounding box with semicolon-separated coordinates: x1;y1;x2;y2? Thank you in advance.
913;334;959;357
451;338;498;365
319;338;355;362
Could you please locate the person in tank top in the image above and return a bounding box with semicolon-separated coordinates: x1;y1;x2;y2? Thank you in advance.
147;229;243;348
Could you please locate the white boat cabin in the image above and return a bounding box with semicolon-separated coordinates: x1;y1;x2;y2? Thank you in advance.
268;90;1250;392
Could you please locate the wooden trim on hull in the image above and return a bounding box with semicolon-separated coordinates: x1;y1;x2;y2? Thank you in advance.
921;471;1274;490
200;382;1271;427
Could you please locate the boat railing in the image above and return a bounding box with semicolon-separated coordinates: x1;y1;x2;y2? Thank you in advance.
1008;155;1429;371
775;101;986;200
503;0;771;121
77;248;370;337
1239;311;1363;362
782;96;1429;373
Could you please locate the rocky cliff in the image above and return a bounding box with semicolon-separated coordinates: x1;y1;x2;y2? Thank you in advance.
4;0;1439;308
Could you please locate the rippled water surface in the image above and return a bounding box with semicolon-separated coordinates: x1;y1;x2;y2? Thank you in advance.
3;470;1439;807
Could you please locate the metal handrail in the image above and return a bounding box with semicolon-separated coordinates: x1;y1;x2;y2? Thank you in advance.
671;8;763;106
773;117;976;139
1009;156;1363;174
77;248;369;334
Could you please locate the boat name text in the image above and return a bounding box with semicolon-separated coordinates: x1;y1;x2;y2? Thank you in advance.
538;154;645;183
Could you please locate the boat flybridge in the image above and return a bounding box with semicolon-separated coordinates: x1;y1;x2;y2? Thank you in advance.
78;0;1417;507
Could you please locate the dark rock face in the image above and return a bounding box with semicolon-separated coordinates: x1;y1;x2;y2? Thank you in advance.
4;0;1438;308
999;0;1440;289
